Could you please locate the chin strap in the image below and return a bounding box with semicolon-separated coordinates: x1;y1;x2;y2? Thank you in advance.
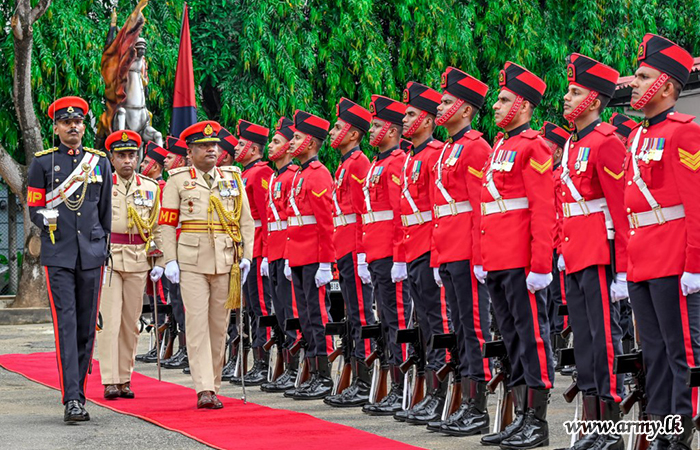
173;155;184;168
330;123;352;149
291;134;312;158
435;99;465;126
631;72;670;110
235;141;252;163
496;95;524;129
269;141;290;161
142;159;156;176
370;120;392;147
403;110;428;137
564;90;598;125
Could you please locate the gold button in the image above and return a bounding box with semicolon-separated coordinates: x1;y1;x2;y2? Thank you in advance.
55;178;59;183
77;212;81;217
565;237;569;242
628;181;632;186
77;230;81;234
406;235;410;239
643;129;648;134
626;208;631;213
631;231;636;236
481;230;485;234
73;159;77;163
576;171;581;175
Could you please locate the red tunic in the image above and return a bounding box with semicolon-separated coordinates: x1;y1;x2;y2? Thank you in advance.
624;110;700;281
242;160;274;259
263;163;299;262
332;148;371;259
553;165;563;255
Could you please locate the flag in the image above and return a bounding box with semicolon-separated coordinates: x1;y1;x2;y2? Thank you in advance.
170;3;197;137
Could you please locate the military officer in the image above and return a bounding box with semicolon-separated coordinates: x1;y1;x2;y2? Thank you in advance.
429;67;493;436
395;81;449;425
260;117;302;393
625;34;700;449
155;120;254;409
283;110;336;400
232;120;274;386
360;95;413;416
98;130;161;400
324;98;376;408
27;96;113;422
479;62;555;449
558;53;630;449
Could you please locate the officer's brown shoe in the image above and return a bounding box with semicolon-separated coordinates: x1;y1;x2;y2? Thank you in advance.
119;382;135;399
103;384;120;399
197;391;216;409
210;393;224;409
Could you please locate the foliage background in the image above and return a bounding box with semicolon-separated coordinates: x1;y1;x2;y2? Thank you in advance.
1;0;700;170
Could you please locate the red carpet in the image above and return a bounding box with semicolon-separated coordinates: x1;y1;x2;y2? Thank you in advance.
0;352;423;450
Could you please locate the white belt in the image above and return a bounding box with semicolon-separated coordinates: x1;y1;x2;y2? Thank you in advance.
288;215;317;227
481;197;529;216
254;219;262;228
401;210;433;227
628;205;685;229
434;201;473;218
362;210;394;224
333;213;357;227
268;220;288;232
562;198;607;218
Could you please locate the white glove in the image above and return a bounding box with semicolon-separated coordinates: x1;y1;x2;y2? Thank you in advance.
150;266;164;282
357;253;372;285
315;262;333;288
102;269;109;286
240;258;251;284
391;262;408;283
433;267;443;287
165;260;180;284
681;272;700;296
284;259;292;281
260;257;269;277
557;254;566;272
43;217;49;226
526;271;553;293
474;265;487;284
610;272;628;303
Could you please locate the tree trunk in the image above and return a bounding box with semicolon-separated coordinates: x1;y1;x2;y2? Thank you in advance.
12;207;46;308
8;190;18;294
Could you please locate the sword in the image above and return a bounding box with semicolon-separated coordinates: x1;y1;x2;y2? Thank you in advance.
150;259;162;382
238;283;247;404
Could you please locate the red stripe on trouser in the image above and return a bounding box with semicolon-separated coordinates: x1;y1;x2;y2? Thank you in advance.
679;280;699;417
470;262;492;382
560;271;568;328
396;281;408;360
597;265;622;403
440;287;451;363
352;255;372;357
45;267;65;400
85;266;105;395
255;257;270;341
318;284;333;355
527;289;553;389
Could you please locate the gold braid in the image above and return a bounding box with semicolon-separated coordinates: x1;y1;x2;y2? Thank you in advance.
207;171;244;309
127;186;161;247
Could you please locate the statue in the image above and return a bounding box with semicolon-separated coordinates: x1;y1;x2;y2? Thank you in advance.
97;0;163;150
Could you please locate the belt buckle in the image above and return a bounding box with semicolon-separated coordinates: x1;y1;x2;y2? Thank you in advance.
449;200;458;216
481;203;486;215
563;203;571;218
414;211;424;225
367;211;375;224
629;213;639;229
652;206;666;225
577;199;590;216
276;219;282;230
434;205;440;217
401;215;408;227
339;214;347;226
496;198;507;214
294;216;303;226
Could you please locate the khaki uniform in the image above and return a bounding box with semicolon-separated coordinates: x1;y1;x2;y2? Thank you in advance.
160;165;254;393
98;173;162;385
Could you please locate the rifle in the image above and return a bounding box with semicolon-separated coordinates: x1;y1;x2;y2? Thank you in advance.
233;307;251;379
559;348;578;403
483;339;513;433
325;320;352;395
260;314;285;383
362;323;387;404
685;366;700;431
285;318;310;387
397;327;426;410
614;351;649;450
431;333;462;420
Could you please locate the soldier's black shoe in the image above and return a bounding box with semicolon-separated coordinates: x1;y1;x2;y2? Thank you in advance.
588;433;624;450
136;346;158;363
284;373;316;398
221;358;237;382
243;360;269;386
162;347;188;369
499;388;550;449
405;394;445;425
362;383;403;416
64;400;90;423
261;369;297;392
481;385;528;446
441;380;490;436
293;374;333;400
666;415;694;450
182;367;190;375
324;378;370;407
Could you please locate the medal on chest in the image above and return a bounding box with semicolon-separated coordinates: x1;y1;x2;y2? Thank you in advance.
638;137;665;163
274;181;282;199
411;160;422;182
218;179;240;197
295;177;304;196
445;144;463;167
371;166;384;185
133;189;154;207
574;147;591;172
337;168;346;188
494;150;516;172
87;165;102;184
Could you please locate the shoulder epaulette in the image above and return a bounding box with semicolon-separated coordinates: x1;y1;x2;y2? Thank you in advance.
136;173;158;186
310;160;323;169
167;166;191;177
84;147;107;157
593;122;616;136
462;130;484;141
391;149;406;157
427;139;444;148
289;164;300;172
34;147;58;157
668;112;696;123
521;129;541;140
220;165;242;173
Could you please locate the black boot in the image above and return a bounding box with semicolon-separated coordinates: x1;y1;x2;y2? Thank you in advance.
162;332;188;369
587;399;623;450
221;339;238;381
500;387;549;449
363;365;403;416
648;414;672;450
405;370;446;425
481;384;528;446
284;356;312;398
241;348;269;386
136;334;161;363
567;394;600;449
441;378;490;436
293;356;333;400
667;415;694;450
325;358;371;407
261;349;298;392
427;379;468;431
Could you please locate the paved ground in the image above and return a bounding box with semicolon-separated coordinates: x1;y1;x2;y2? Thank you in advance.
0;323;682;450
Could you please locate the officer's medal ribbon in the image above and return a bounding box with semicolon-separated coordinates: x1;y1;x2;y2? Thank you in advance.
337;168;346;187
296;178;304;195
274;181;282;199
575;147;590;172
447;144;463;167
411;160;422;182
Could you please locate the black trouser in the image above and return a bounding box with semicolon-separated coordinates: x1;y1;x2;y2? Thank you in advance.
407;252;447;371
629;276;700;416
169;280;186;332
337;252;376;359
147;277;169;328
617;298;634;342
243;256;273;348
486;268;555;389
566;265;624;402
546;251;566;334
439;260;492;381
291;263;332;358
369;257;412;365
45;262;103;404
269;258;298;349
